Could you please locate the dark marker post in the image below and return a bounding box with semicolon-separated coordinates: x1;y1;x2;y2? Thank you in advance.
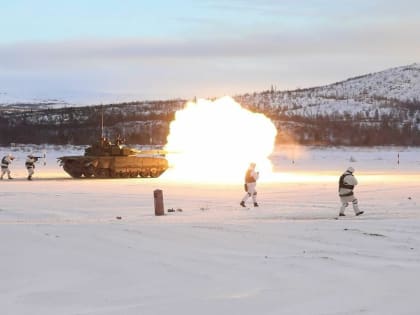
154;189;164;216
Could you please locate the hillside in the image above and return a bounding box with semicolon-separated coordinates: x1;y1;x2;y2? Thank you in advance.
237;63;420;116
1;64;420;145
0;100;186;145
236;63;420;145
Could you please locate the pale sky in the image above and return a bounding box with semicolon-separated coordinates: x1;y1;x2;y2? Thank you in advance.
0;0;419;104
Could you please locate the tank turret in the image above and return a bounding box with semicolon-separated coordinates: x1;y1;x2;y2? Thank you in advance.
57;137;168;178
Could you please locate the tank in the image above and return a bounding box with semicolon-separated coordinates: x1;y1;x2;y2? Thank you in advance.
57;137;168;178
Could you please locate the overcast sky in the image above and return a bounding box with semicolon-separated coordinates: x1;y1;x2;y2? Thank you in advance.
0;0;419;104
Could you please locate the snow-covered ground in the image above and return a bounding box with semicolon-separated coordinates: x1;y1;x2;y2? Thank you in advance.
1;145;420;315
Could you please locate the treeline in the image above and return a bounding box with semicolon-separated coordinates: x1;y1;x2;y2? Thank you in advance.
0;100;184;145
1;98;420;146
243;98;420;146
275;117;420;146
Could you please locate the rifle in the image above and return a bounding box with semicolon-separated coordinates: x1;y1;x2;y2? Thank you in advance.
32;153;47;166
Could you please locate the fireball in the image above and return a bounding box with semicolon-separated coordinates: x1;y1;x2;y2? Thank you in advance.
164;96;277;182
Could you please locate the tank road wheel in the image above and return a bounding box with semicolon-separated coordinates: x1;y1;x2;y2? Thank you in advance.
129;172;138;178
114;171;128;178
155;169;165;177
150;168;159;178
139;169;150;178
82;165;95;178
120;172;130;178
94;168;110;178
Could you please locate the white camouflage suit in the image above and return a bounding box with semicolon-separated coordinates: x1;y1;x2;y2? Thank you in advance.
338;167;362;215
25;155;37;180
1;155;14;179
241;163;259;207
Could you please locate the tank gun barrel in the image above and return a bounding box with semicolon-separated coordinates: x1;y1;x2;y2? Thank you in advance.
135;149;167;156
138;149;168;155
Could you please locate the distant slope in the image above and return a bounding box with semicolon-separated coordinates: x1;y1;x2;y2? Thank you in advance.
234;63;420;145
236;63;420;118
0;91;70;108
0;100;186;145
1;64;420;145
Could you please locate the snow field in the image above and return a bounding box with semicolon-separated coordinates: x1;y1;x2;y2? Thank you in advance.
0;145;420;314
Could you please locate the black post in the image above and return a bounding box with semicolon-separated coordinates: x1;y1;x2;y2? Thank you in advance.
154;189;164;216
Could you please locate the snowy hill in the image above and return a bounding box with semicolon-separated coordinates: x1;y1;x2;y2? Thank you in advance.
234;63;420;145
317;63;420;101
0;91;70;108
1;64;420;145
0;100;186;145
236;63;420;118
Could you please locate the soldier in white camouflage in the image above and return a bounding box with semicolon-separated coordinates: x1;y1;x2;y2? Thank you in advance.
1;154;15;180
25;154;39;180
338;166;364;216
240;162;259;208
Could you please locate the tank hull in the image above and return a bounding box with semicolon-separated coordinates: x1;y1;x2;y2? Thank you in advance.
58;155;168;178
